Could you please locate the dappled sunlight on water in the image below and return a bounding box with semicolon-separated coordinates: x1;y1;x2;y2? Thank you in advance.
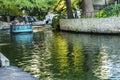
1;30;120;80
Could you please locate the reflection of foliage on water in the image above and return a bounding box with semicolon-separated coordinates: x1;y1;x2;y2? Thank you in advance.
93;46;111;80
58;32;101;80
49;32;87;80
50;32;69;75
82;45;101;80
25;31;53;79
72;43;84;74
3;31;54;80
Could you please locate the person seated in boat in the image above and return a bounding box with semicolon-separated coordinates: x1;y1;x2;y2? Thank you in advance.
12;18;19;25
24;16;30;24
18;18;25;25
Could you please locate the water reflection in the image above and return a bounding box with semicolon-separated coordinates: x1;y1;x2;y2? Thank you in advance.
1;30;120;80
11;33;33;48
49;32;99;80
60;32;120;80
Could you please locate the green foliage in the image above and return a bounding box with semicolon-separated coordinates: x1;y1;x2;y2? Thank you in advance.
51;14;66;30
26;0;58;19
0;0;34;16
53;0;82;14
0;0;57;18
51;0;83;29
96;4;120;18
28;0;57;20
95;10;107;18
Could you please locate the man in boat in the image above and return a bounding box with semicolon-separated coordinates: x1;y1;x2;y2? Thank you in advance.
12;18;19;25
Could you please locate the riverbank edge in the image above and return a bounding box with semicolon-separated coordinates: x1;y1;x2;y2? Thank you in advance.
0;52;38;80
60;18;120;34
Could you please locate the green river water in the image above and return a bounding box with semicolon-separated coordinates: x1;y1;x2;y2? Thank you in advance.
0;30;120;80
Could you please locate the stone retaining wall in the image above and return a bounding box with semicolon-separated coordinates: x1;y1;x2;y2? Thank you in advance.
60;18;120;33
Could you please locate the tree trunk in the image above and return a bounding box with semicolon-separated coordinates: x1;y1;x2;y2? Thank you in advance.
65;0;74;19
82;0;94;18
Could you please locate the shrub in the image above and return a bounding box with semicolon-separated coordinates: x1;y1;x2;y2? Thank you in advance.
51;14;66;30
95;4;120;18
95;10;107;18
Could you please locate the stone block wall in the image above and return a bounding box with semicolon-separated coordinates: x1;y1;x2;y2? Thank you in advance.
60;18;120;33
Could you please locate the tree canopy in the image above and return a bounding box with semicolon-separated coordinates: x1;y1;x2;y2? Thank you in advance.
0;0;96;19
0;0;57;19
53;0;82;14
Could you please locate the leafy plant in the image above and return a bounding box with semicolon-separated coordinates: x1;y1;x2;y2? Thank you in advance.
96;4;120;18
51;14;66;30
95;10;107;18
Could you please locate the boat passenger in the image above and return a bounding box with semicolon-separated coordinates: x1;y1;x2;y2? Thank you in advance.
12;18;19;25
24;16;29;24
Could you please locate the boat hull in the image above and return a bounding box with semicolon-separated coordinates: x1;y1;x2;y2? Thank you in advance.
10;24;33;34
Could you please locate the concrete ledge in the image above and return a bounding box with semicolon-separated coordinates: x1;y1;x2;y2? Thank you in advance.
0;52;38;80
60;18;120;34
0;66;38;80
0;52;10;67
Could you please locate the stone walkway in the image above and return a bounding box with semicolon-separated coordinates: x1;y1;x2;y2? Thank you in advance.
0;66;38;80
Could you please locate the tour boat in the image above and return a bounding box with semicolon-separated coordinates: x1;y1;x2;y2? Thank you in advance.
10;24;33;33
